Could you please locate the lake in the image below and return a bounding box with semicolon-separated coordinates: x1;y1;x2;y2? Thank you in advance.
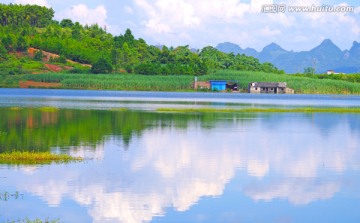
0;89;360;223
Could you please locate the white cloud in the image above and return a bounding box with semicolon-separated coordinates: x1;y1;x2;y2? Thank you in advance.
260;25;281;36
14;0;49;7
129;0;360;50
133;0;256;36
355;6;360;14
56;4;108;27
125;6;134;14
244;179;341;205
6;115;359;222
250;0;273;13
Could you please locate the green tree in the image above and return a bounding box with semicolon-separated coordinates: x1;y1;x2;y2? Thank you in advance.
304;67;315;75
91;58;113;74
2;35;13;51
60;19;74;28
15;35;28;51
0;44;7;60
34;50;43;61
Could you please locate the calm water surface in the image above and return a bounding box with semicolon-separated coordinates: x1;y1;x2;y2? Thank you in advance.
0;89;360;223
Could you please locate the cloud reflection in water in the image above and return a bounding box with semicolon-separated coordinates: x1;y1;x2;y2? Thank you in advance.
3;113;360;223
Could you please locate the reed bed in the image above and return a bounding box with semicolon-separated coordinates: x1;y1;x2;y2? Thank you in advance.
20;70;360;94
0;151;83;165
23;73;194;91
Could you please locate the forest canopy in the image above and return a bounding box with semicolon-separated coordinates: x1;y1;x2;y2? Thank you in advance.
0;3;283;75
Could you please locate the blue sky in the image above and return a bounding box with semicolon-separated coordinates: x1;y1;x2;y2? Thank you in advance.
1;0;359;51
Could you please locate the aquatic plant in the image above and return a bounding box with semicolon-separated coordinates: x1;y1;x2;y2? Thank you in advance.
156;107;360;114
0;151;83;165
0;191;23;201
38;107;59;112
5;218;60;223
9;107;22;110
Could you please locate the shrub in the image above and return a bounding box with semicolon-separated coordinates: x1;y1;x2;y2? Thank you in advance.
34;50;43;61
91;58;113;74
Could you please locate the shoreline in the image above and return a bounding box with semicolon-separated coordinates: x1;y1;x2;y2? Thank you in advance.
0;88;360;111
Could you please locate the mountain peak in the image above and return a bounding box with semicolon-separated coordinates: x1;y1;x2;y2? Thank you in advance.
215;42;259;57
352;41;360;47
216;42;243;54
310;39;341;55
319;39;336;47
262;42;285;52
349;40;360;57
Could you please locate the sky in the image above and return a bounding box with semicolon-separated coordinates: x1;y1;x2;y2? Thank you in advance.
1;0;360;51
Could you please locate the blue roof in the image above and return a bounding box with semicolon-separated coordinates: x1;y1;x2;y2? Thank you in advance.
209;80;227;84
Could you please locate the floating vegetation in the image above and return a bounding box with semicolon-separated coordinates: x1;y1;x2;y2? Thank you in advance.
110;108;129;111
5;218;60;223
38;107;59;112
9;107;22;110
0;191;23;201
0;151;83;165
156;107;360;114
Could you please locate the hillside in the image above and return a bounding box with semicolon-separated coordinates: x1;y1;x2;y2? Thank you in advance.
0;3;282;77
216;40;360;74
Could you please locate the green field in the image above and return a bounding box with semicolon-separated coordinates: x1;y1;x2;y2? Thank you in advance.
1;70;360;94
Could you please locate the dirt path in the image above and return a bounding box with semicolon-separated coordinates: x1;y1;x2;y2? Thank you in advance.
19;81;62;88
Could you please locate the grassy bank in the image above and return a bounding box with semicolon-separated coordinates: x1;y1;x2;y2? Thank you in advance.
20;73;194;91
2;70;360;94
0;151;83;165
201;70;360;94
157;107;360;114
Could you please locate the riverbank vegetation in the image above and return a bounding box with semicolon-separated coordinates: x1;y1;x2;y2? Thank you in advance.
0;151;83;165
3;70;359;94
202;70;360;94
294;73;360;84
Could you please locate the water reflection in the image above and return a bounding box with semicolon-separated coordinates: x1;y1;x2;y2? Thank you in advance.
1;109;360;223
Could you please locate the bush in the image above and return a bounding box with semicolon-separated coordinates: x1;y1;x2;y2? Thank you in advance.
68;67;90;74
34;50;43;61
91;58;113;74
134;63;161;75
125;65;133;73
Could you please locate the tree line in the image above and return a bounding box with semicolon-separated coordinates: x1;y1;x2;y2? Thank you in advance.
0;3;283;75
0;4;54;27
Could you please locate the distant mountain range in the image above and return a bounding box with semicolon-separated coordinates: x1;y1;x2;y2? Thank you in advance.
216;39;360;74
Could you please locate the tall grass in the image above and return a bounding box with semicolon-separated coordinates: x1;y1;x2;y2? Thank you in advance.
23;73;194;91
0;74;22;88
18;70;360;94
201;70;360;94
